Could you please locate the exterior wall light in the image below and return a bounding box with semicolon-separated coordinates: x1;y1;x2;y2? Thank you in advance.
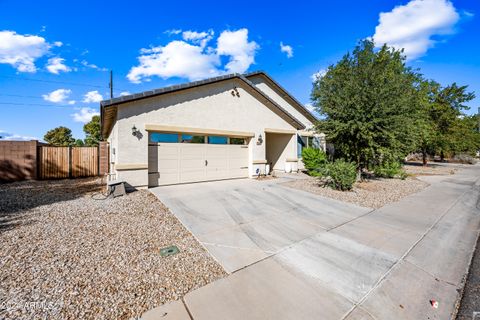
231;86;240;97
257;134;263;145
132;125;138;136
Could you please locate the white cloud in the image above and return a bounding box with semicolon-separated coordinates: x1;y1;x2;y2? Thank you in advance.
127;28;259;83
280;42;293;58
0;30;50;72
53;41;63;47
82;90;103;103
217;29;259;73
373;0;460;60
42;89;72;103
81;60;108;71
128;40;220;83
72;107;99;123
46;57;71;74
0;130;38;141
311;69;326;82
120;91;131;96
182;30;214;48
165;29;182;36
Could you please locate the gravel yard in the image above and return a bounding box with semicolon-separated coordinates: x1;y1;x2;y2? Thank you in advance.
0;178;226;320
282;176;429;209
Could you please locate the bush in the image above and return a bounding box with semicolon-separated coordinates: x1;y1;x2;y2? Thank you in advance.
373;161;407;179
301;147;327;175
322;159;357;191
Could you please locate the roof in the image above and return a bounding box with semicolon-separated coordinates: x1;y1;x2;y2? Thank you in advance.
244;71;318;123
100;72;308;138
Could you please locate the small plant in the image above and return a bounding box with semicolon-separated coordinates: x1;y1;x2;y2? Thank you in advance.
301;147;327;175
374;161;407;179
321;159;357;191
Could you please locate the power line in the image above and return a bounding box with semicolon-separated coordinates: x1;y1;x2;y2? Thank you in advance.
0;75;108;89
0;93;44;99
0;102;84;108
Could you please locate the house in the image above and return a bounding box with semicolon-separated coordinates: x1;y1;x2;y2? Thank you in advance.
100;71;325;188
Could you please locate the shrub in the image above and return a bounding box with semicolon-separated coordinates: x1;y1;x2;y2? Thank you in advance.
301;147;327;175
373;161;407;179
322;159;357;191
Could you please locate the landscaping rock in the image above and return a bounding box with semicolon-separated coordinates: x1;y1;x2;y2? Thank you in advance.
282;176;428;209
0;178;226;320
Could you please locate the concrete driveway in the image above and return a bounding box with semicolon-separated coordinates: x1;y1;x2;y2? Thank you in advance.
149;164;480;320
151;177;372;273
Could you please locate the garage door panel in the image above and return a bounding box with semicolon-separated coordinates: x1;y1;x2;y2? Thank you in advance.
180;168;207;183
159;172;180;185
180;158;206;169
206;145;229;158
158;158;178;170
148;138;249;187
181;145;206;157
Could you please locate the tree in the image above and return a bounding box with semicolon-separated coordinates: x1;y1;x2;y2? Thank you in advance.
448;115;480;156
416;80;439;166
311;39;423;176
83;115;101;146
426;83;475;161
74;139;85;146
44;126;75;146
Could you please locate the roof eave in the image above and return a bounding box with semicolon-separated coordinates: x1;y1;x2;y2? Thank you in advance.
244;71;318;123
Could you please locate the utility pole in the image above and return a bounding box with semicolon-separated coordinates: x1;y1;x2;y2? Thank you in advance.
109;70;113;99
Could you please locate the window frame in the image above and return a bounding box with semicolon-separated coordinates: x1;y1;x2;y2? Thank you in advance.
229;137;246;145
149;132;179;144
181;134;206;144
207;136;228;144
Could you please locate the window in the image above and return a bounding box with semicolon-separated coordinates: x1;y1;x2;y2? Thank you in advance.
297;135;306;158
229;137;246;145
150;132;178;143
181;134;205;143
208;136;228;144
309;136;321;149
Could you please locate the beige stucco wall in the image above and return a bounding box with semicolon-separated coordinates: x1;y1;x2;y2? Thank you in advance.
265;133;297;171
248;75;314;129
108;79;298;187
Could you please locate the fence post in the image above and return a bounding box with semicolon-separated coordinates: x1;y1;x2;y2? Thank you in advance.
98;142;109;176
68;146;72;178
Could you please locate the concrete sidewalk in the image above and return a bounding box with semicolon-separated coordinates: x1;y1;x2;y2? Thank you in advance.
147;164;480;320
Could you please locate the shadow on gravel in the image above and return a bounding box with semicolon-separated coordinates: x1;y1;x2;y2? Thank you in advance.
0;178;103;233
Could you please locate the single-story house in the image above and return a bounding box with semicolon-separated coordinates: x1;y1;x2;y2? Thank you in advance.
100;71;325;188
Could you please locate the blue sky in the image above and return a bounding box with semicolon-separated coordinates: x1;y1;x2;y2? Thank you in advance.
0;0;479;141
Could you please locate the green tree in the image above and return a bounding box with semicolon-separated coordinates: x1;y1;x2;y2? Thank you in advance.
311;40;423;176
83;115;101;146
427;83;475;160
44;126;75;146
416;80;439;166
74;139;85;146
448;115;480;156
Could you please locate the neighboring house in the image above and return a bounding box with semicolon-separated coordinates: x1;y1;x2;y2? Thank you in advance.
100;71;325;188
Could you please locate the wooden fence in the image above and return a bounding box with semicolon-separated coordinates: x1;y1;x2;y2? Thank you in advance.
38;146;99;179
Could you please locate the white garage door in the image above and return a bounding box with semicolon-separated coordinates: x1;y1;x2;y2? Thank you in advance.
148;137;249;187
